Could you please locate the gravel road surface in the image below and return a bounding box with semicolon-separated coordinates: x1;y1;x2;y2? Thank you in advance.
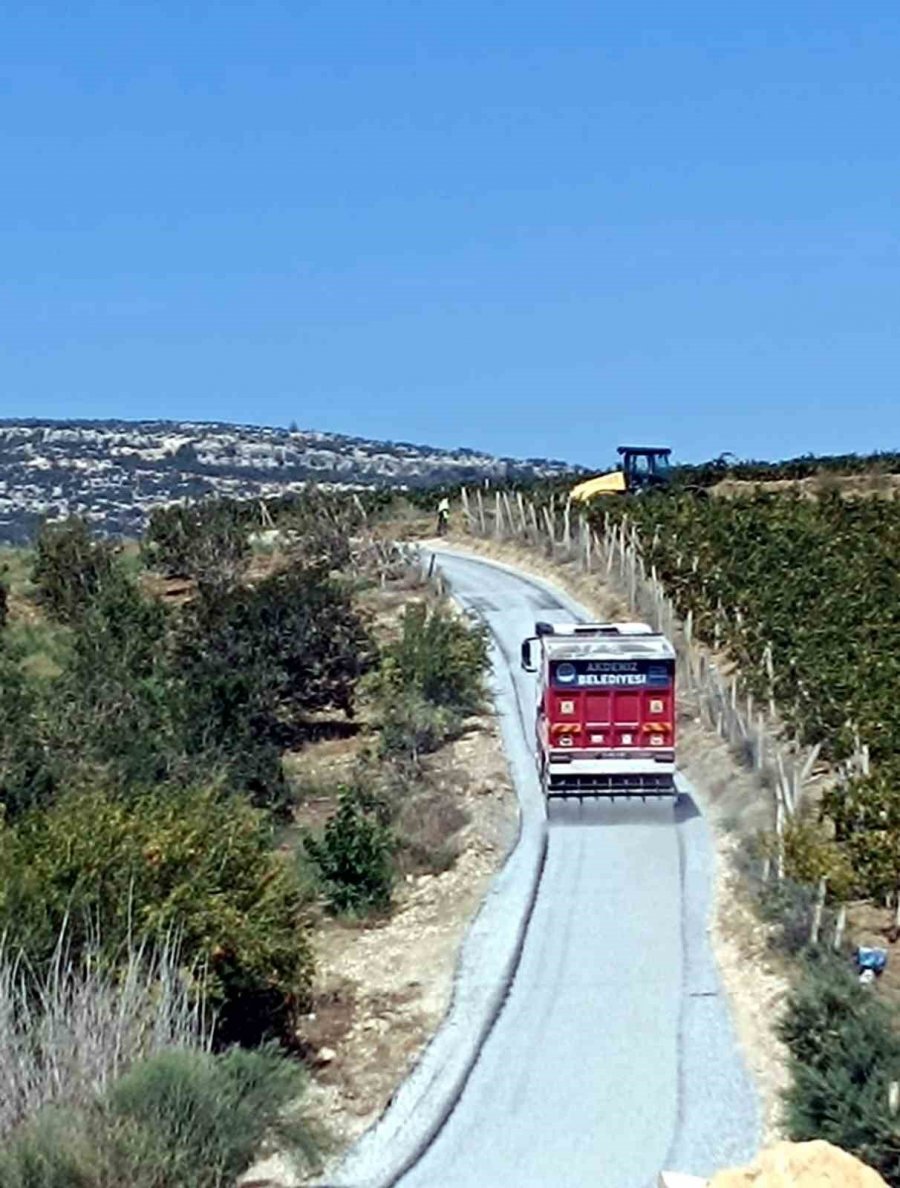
393;550;759;1188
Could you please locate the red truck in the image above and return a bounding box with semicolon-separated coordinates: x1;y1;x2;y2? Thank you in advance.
520;620;677;799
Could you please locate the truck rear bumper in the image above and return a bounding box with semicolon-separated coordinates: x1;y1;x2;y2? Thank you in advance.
545;756;676;798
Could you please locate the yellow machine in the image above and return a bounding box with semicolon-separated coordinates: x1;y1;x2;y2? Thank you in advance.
570;446;672;503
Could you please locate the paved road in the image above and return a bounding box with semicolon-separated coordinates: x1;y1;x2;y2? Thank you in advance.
396;549;758;1188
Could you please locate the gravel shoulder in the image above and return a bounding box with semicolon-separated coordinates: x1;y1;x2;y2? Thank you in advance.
300;721;518;1170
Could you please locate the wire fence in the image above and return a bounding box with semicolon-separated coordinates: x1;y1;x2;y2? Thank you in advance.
457;484;860;896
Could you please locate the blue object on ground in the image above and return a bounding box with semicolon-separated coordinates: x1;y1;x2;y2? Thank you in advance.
856;946;888;974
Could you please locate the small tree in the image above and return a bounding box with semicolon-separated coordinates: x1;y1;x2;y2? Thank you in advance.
178;562;374;746
42;566;183;793
377;601;489;715
0;645;53;818
32;518;117;624
142;501;250;587
0;781;315;1047
304;787;394;913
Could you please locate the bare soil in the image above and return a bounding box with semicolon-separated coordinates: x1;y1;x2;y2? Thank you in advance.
247;713;516;1186
302;722;515;1158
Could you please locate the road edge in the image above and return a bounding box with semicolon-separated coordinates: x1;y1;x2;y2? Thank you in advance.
319;548;563;1188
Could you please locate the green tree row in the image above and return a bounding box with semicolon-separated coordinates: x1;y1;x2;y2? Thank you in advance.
589;491;900;898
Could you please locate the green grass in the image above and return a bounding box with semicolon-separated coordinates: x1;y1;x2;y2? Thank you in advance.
1;547;70;680
0;547;35;600
6;620;70;680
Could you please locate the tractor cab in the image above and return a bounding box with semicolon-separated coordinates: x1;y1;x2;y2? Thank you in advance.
618;446;672;492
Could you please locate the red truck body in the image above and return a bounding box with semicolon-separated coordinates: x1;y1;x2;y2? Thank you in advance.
522;621;677;798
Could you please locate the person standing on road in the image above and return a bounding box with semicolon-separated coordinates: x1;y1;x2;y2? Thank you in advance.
436;496;450;535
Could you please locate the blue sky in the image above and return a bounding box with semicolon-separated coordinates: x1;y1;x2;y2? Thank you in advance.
1;2;898;467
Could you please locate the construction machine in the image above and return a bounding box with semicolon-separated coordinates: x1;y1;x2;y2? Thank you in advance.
569;446;673;503
521;620;677;800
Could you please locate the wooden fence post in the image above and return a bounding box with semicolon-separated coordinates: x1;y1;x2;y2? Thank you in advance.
810;877;827;945
516;491;528;537
833;904;847;951
542;505;555;554
460;486;472;530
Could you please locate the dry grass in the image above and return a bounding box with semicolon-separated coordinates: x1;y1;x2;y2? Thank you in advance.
0;928;210;1141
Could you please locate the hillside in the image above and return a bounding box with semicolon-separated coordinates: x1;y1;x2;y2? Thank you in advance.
0;419;580;543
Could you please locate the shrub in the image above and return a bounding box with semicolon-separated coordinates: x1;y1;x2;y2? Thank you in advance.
304;787;395;913
0;782;314;1046
392;781;469;875
176;564;374;809
142;499;251;587
31;518;117;625
379;691;462;762
47;567;181;790
822;769;900;901
0;930;207;1142
0;577;7;630
0;1106;96;1188
778;953;900;1183
0;645;54;818
757;817;856;904
377;601;489;715
105;1046;318;1186
0;1047;318;1188
756;878;824;957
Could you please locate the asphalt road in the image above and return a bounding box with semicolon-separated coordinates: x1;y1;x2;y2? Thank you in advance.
394;549;758;1188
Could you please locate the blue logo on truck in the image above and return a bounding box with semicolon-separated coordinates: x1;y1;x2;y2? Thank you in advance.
550;659;673;689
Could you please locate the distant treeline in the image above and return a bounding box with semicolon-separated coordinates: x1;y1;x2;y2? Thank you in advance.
675;449;900;485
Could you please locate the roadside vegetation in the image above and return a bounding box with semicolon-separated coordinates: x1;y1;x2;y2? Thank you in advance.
589;491;900;900
600;489;900;1179
0;490;491;1184
522;478;900;1178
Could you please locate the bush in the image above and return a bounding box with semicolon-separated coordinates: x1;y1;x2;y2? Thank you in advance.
304;787;395;913
756;817;856;906
0;1047;318;1188
179;562;374;733
377;601;489;715
379;691;462;762
32;518;117;625
0;930;206;1141
0;644;54;818
392;778;469;875
822;769;900;901
142;499;251;587
757;878;821;956
105;1046;318;1186
0;782;314;1046
778;953;900;1183
47;567;181;791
